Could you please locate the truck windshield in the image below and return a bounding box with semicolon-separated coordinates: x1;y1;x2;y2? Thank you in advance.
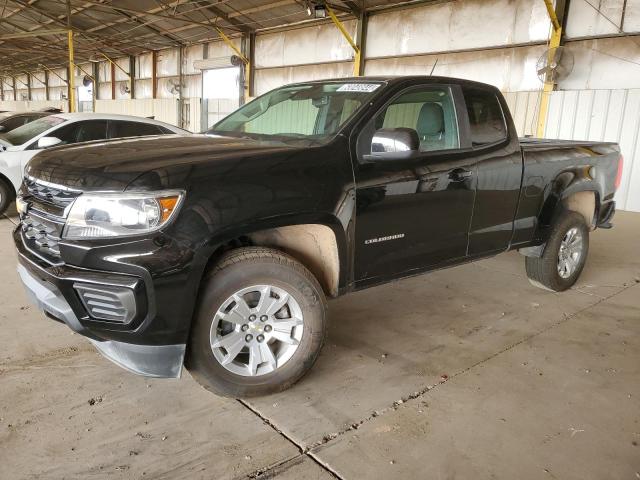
0;115;66;146
207;81;383;145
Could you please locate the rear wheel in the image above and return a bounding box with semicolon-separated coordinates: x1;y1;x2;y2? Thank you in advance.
525;211;589;292
186;247;327;398
0;178;14;215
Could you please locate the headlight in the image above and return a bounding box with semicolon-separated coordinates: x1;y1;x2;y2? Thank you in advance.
63;191;183;239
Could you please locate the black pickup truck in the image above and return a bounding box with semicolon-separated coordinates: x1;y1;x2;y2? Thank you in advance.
13;76;622;397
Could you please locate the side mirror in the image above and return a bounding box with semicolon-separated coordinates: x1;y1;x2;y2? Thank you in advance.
0;125;6;133
37;136;62;149
367;128;419;161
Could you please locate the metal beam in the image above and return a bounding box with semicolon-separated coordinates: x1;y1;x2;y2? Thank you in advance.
0;29;69;40
152;50;158;99
326;4;361;76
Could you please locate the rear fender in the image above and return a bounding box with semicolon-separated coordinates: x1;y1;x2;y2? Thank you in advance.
520;171;600;258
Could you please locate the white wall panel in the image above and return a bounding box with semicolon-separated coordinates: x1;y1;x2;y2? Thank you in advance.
539;88;640;211
254;62;354;95
30;88;46;101
184;44;204;75
183;74;201;98
255;21;357;68
626;1;640;30
560;37;640;90
48;87;67;101
95;98;178;126
157;48;179;76
114;57;130;82
98;60;111;82
207;38;241;59
31;74;45;89
136;53;153;79
566;0;626;37
135;78;152;99
98;83;112;100
0;100;67;112
365;44;547;91
366;0;548;58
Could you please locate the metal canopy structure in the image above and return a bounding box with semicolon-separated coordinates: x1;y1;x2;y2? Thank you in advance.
0;0;413;76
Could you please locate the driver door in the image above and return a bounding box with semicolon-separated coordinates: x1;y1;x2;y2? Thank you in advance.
353;83;477;284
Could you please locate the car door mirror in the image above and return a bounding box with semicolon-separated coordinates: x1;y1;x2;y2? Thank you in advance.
37;136;62;149
366;128;420;162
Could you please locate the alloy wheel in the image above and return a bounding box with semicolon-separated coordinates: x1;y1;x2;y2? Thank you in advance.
209;285;304;376
557;227;583;279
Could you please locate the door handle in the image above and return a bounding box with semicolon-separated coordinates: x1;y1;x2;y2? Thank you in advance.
448;168;473;182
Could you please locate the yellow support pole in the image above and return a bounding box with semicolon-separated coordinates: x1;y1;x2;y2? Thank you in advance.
68;29;76;112
537;0;563;138
214;27;251;103
326;5;361;76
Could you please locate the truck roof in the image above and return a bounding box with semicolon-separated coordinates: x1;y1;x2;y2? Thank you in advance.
292;75;498;90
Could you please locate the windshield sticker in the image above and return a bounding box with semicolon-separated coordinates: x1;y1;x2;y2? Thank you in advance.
337;83;381;93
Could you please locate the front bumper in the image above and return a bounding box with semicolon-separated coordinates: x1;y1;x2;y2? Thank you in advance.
17;263;185;378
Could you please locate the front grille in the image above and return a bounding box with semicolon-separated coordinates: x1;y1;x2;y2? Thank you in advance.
23;177;80;206
74;283;137;324
21;212;64;258
19;177;82;264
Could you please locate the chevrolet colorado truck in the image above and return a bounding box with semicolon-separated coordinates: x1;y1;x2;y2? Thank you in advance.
13;76;622;397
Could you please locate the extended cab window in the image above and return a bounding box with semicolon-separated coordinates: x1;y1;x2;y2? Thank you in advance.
462;87;507;146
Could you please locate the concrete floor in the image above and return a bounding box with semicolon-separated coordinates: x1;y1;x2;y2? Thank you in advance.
1;207;639;480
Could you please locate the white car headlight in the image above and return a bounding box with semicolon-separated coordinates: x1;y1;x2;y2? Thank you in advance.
63;191;183;239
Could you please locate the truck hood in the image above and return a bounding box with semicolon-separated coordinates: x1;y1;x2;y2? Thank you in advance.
25;134;305;191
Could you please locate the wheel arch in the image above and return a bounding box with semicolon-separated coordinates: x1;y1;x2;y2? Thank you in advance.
538;171;602;234
200;215;349;298
520;174;600;259
0;171;17;197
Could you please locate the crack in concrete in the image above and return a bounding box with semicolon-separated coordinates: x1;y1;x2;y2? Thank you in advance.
304;280;640;453
242;453;303;479
238;399;344;479
2;213;18;226
238;280;638;478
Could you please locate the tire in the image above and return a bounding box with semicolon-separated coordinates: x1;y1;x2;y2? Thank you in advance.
525;211;589;292
0;178;14;216
186;247;328;398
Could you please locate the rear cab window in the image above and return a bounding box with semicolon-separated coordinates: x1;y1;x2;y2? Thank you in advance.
462;87;508;146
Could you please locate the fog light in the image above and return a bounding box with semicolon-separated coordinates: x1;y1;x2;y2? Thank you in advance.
74;283;137;324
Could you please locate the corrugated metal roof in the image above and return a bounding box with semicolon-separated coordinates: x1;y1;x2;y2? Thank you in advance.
0;0;425;75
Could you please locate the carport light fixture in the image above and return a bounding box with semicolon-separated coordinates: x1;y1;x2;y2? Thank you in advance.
314;4;327;18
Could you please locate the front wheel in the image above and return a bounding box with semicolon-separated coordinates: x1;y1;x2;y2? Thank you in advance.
186;247;327;398
525;211;589;292
0;178;14;216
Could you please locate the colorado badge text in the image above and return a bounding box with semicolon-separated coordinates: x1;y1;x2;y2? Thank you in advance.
364;233;405;245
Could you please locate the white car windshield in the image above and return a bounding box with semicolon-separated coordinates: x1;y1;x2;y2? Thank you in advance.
0;116;67;146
